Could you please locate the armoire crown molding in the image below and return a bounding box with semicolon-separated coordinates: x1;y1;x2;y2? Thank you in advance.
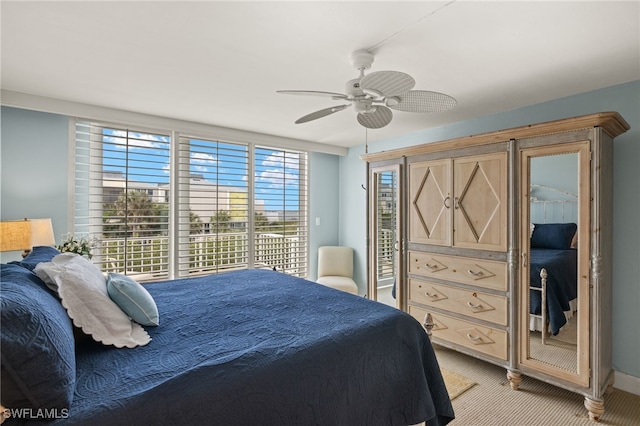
360;111;630;163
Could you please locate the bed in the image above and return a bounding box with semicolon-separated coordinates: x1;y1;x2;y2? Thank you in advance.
1;247;454;426
528;222;578;338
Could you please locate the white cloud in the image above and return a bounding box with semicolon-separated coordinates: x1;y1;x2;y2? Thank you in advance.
191;152;218;165
261;152;300;171
257;151;302;188
103;130;170;150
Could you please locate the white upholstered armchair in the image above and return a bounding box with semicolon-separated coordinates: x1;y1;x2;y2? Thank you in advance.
316;246;358;295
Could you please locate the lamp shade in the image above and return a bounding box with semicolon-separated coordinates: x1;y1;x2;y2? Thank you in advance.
29;218;55;247
0;220;32;252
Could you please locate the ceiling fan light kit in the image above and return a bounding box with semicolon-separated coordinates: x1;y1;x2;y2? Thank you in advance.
278;49;457;129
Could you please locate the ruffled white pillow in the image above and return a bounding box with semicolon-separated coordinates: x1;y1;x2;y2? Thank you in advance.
35;253;150;348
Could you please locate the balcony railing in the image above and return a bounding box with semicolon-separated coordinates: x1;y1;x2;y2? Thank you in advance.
377;228;396;281
99;232;306;279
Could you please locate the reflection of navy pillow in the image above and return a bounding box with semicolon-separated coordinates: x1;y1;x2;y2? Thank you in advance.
0;263;76;410
531;223;577;249
9;245;60;271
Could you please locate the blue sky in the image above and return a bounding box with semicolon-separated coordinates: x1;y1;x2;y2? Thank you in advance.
102;128;304;211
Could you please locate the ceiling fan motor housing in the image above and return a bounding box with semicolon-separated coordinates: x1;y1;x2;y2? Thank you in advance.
345;77;377;113
350;49;374;71
345;78;364;97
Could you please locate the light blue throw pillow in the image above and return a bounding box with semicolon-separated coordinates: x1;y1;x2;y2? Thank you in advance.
107;273;159;326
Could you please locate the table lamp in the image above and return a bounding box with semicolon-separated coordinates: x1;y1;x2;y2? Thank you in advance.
0;218;55;256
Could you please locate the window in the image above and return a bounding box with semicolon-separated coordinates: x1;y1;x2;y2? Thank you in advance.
74;121;308;280
74;122;171;280
254;146;308;276
177;136;249;275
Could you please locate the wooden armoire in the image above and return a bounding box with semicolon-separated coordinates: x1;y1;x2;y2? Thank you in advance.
362;112;629;421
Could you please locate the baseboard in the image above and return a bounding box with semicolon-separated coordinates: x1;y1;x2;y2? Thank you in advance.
614;370;640;396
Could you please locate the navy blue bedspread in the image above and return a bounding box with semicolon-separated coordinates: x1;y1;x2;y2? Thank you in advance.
529;249;578;335
34;269;453;426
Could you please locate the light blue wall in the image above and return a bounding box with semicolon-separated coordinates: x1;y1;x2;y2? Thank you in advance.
0;107;69;263
309;151;340;281
338;146;369;292
530;154;579;224
340;80;640;379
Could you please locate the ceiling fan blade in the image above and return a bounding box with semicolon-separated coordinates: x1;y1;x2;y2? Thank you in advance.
294;104;350;124
357;106;393;129
390;90;457;113
360;71;415;98
277;90;348;100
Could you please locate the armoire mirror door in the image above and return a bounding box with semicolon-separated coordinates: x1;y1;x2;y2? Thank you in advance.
518;141;590;386
368;164;403;309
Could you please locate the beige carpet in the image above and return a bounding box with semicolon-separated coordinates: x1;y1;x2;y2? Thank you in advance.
441;368;476;400
434;344;640;425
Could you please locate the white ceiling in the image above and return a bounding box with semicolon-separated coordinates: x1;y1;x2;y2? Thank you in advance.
2;1;639;149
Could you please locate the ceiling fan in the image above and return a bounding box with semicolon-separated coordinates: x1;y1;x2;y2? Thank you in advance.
278;50;457;129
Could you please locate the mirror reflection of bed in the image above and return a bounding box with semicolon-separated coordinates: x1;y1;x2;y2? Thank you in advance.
528;153;580;373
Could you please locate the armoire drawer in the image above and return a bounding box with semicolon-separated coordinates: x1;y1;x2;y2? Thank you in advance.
409;278;508;326
409;305;508;361
408;251;507;291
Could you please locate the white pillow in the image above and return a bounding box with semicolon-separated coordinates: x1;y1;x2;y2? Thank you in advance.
35;253;150;348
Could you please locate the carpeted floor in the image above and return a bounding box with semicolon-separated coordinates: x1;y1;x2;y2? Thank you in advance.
434;345;640;425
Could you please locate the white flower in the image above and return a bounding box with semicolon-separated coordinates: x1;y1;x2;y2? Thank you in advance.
57;233;99;259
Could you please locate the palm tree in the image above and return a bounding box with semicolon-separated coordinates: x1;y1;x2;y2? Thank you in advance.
113;190;157;237
190;211;204;234
211;210;231;233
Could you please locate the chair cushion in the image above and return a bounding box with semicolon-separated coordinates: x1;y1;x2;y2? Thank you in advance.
316;276;358;295
317;246;354;277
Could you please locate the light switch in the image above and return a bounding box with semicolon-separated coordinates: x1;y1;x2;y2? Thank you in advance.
315;217;321;226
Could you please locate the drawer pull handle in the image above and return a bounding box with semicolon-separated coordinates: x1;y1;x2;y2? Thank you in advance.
467;269;484;276
425;292;439;298
467;333;482;342
423;313;434;337
467;301;483;309
425;263;439;270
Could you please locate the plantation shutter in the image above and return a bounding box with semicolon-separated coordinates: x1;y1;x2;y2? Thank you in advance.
253;147;308;277
74;121;171;280
177;136;249;275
